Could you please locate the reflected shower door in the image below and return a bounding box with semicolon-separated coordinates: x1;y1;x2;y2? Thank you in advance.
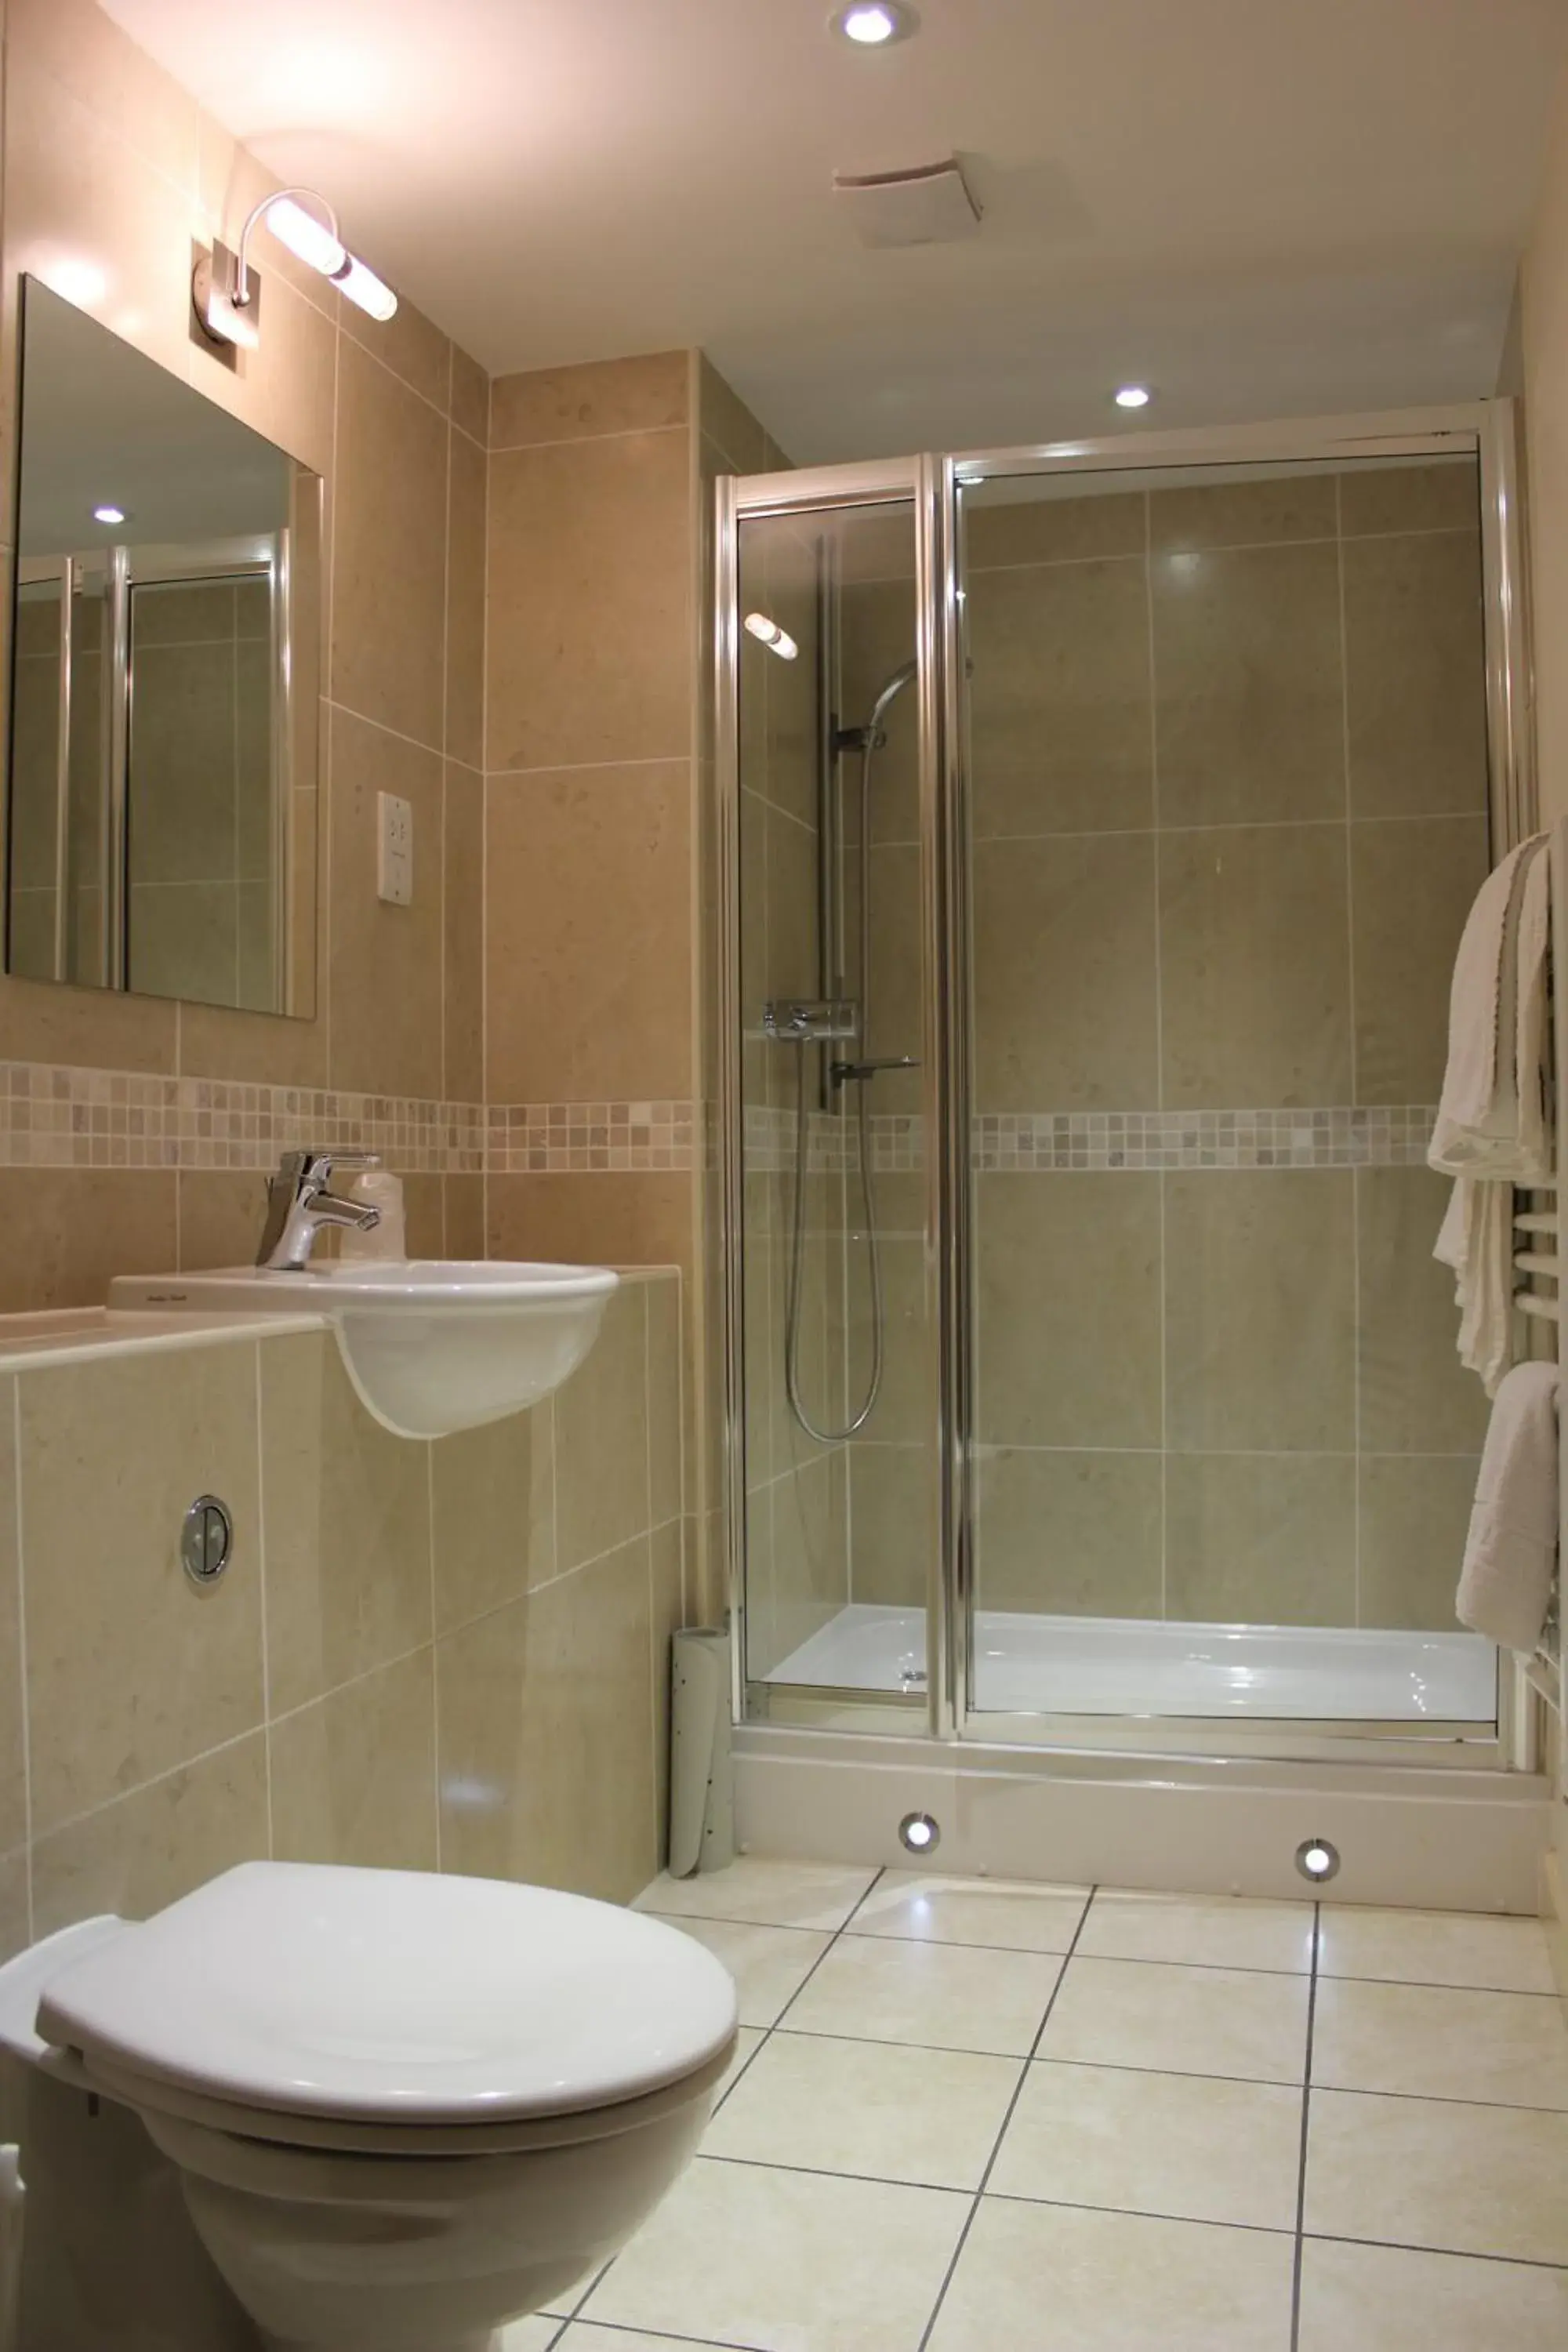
956;451;1500;1737
731;493;936;1710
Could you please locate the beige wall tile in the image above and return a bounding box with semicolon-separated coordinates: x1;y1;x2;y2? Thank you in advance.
327;709;445;1097
975;834;1159;1109
771;1450;850;1659
330;337;448;750
555;1281;651;1573
840;577;920;844
269;1649;437;1871
341;290;450;415
0;1851;29;1965
977;1174;1162;1448
1150;475;1338;554
9;0;201;186
449;347;489;446
0;972;176;1084
965;488;1145;568
1165;1172;1356;1451
442;760;485;1101
1351;816;1487;1104
1358;1454;1477;1633
976;1447;1162;1616
431;1401;555;1633
176;1171;267;1272
966;558;1153;839
435;1536;657;1903
20;1345;263;1831
1165;1452;1356;1627
1339;461;1480;538
491;351;690;449
445;426;487;768
648;1272;684;1526
699;356;769;474
1357;1167;1490;1456
486;1172;695;1276
862;840;924;1118
485;763;694;1101
400;1173;444;1255
444;1173;485;1258
742;1480;782;1678
486;429;691;771
31;1733;269;1940
848;1445;931;1608
260;1332;433;1716
1160;825;1352;1108
847;1234;932;1449
1152;541;1345;826
0;1170;175;1313
1344;532;1489;818
0;1383;27;1857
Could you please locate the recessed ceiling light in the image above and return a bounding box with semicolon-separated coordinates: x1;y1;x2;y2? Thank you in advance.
1113;385;1152;409
92;505;127;525
832;3;918;46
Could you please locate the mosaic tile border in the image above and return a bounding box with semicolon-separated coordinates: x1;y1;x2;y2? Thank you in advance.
0;1065;697;1175
744;1102;1439;1174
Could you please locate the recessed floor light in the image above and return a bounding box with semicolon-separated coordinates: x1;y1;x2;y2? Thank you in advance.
92;504;126;524
1113;385;1152;409
832;3;919;46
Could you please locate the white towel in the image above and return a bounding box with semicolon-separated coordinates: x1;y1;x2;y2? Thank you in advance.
1430;834;1552;1395
1457;1360;1559;1653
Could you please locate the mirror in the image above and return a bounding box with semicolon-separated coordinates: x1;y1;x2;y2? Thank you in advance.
5;278;321;1016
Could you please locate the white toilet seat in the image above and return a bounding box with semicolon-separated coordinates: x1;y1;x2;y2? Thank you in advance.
35;1861;738;2154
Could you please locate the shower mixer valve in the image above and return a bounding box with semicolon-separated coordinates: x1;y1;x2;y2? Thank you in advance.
762;999;858;1043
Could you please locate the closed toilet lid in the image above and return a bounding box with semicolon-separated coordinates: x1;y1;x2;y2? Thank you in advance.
35;1862;738;2126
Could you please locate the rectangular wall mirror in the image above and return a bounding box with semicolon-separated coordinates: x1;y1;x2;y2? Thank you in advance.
5;277;321;1018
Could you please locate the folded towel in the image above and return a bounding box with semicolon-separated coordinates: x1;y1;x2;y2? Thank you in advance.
1456;1359;1559;1653
1431;835;1553;1396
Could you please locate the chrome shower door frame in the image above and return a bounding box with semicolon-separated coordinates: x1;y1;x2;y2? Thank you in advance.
717;401;1534;1769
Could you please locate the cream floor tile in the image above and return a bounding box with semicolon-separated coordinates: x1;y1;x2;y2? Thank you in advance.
714;2024;767;2103
582;2154;970;2350
1305;2089;1568;2265
648;1915;833;2028
1317;1904;1557;1994
925;2197;1296;2351
783;1933;1065;2056
637;1857;877;1931
1040;1957;1310;2084
1298;2237;1568;2352
704;2029;1024;2190
850;1870;1090;1953
1312;1978;1568;2110
498;2324;559;2350
989;2059;1303;2231
1078;1889;1315;1974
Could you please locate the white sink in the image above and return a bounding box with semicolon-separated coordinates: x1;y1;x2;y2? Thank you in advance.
107;1261;619;1439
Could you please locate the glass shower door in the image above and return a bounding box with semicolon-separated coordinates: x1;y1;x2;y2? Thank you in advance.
955;447;1501;1741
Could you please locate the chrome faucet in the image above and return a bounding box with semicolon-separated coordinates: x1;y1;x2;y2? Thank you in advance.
257;1150;381;1272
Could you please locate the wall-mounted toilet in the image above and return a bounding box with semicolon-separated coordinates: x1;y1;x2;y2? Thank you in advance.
0;1860;737;2350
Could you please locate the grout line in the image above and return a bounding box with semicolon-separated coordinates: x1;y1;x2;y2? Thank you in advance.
487;421;690;459
1289;1900;1322;2350
322;695;450;768
915;1885;1098;2350
488;752;696;783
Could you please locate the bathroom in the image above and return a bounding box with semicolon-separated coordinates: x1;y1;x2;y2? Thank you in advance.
0;0;1561;2343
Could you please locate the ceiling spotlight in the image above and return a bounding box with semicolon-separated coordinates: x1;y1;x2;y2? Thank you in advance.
898;1810;941;1854
1113;384;1152;409
743;612;800;661
91;505;126;526
193;184;397;350
1294;1836;1341;1885
832;3;919;46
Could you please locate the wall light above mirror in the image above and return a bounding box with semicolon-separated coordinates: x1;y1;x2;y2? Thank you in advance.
5;278;322;1019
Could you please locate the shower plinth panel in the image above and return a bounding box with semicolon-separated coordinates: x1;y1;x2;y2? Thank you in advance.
764;1602;1497;1724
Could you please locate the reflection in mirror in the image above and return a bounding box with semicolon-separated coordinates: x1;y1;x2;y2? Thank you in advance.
5;278;321;1016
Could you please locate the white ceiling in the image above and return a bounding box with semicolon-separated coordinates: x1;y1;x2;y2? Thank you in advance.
102;0;1568;463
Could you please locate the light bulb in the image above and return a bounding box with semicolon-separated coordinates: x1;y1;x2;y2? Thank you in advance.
832;3;918;45
744;612;799;660
333;253;398;322
898;1811;941;1853
92;505;126;526
263;195;347;278
1114;385;1152;409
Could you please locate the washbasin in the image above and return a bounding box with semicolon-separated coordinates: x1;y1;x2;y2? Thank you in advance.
107;1261;619;1439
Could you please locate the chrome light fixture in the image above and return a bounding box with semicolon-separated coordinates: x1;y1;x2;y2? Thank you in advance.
194;186;397;351
743;611;800;661
898;1810;941;1854
1294;1835;1341;1885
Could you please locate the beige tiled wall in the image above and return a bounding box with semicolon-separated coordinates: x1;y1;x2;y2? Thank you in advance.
0;1269;686;1955
962;463;1491;1633
0;0;487;1298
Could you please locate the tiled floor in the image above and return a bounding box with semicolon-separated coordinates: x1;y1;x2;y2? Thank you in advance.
505;1857;1568;2351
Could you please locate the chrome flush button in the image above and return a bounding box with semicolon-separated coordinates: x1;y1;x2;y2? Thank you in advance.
181;1494;233;1588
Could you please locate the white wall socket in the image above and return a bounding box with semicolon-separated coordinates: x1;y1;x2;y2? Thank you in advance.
376;791;413;906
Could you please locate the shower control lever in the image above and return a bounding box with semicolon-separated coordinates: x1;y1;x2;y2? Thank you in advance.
762;999;858;1044
831;1055;920;1087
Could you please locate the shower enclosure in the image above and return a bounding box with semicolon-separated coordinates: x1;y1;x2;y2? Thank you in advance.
717;403;1535;1769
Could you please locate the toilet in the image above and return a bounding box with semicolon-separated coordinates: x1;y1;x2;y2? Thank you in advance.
0;1860;737;2351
